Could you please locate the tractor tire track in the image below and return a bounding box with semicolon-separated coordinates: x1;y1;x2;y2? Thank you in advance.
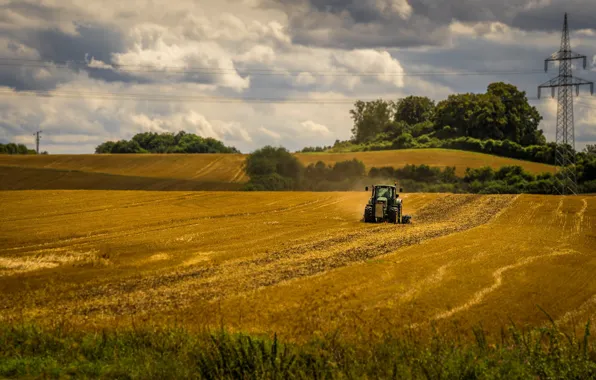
410;249;582;328
0;192;211;223
37;195;517;317
190;156;224;179
1;196;336;255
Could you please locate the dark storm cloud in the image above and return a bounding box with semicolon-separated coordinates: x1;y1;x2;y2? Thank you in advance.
84;67;155;85
288;15;449;48
264;0;592;49
0;1;71;25
0;0;151;89
0;21;136;90
511;2;596;32
19;26;127;65
389;34;560;100
273;0;451;48
0;15;232;89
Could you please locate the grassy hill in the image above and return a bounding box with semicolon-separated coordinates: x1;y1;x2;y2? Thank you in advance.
0;149;555;190
295;149;555;175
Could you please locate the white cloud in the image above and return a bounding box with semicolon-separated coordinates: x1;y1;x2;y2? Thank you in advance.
332;49;405;88
375;0;413;20
112;28;251;92
129;111;252;143
237;45;276;64
85;56;114;69
300;120;331;136
258;126;281;140
295;72;316;86
576;29;595;37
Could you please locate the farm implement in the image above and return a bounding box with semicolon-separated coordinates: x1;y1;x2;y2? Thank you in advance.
363;184;412;224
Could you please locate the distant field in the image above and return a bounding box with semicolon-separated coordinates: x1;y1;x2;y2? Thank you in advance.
0;190;594;339
295;149;556;175
0;153;248;181
0;149;555;191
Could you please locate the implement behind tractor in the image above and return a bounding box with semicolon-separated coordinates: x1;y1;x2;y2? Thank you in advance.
363;184;411;224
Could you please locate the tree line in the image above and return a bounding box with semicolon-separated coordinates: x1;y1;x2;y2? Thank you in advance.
243;146;596;194
300;82;574;164
95;131;240;154
349;82;544;146
0;143;38;155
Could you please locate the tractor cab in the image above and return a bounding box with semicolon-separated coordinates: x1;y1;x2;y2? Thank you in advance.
366;185;399;206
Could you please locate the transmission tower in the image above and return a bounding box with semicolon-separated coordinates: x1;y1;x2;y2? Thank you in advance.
538;13;594;195
33;130;42;154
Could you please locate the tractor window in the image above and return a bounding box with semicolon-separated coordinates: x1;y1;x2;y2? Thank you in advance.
376;187;393;199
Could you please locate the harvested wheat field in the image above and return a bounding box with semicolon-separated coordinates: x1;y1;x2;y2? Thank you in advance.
0;149;554;190
1;190;594;341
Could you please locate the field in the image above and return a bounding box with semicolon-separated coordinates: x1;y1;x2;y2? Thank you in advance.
295;149;555;175
0;149;555;191
1;190;594;342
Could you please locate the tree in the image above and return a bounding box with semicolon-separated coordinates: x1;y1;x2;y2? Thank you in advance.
95;141;116;154
329;158;365;181
486;82;544;145
95;131;238;154
394;96;435;125
434;93;507;140
0;143;36;154
110;140;145;153
245;146;303;183
350;99;395;143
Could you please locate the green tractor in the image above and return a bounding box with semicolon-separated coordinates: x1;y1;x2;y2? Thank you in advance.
363;184;411;224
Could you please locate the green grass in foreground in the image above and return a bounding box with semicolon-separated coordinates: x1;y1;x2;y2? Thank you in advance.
0;321;595;379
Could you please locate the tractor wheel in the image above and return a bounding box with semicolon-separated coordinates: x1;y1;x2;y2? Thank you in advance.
364;207;374;223
389;209;398;224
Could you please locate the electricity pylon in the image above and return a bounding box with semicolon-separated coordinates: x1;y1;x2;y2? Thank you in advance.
538;13;594;195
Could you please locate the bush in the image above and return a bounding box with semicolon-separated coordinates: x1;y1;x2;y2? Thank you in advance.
415;134;432;146
0;143;36;155
109;140;146;154
245;146;302;181
299;145;332;153
391;133;415;149
329;159;366;181
243;173;295;191
95;131;239;154
410;121;435;138
368;164;560;194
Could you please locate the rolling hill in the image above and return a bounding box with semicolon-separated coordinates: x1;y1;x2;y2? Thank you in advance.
0;149;555;190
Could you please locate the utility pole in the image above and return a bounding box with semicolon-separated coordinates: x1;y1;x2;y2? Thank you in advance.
538;13;594;195
33;130;42;154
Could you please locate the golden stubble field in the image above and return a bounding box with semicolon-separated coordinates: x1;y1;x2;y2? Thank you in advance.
1;190;594;341
0;149;555;191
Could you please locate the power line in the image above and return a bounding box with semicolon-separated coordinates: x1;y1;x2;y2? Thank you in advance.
0;57;552;77
1;88;594;106
0;89;368;104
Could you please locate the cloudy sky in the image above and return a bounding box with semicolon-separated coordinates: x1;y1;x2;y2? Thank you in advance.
0;0;595;154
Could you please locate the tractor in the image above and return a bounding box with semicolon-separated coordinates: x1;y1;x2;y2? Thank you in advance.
363;184;411;224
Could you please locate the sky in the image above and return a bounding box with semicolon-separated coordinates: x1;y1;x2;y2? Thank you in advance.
0;0;595;154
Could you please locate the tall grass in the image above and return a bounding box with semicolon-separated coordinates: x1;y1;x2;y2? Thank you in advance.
0;320;595;379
